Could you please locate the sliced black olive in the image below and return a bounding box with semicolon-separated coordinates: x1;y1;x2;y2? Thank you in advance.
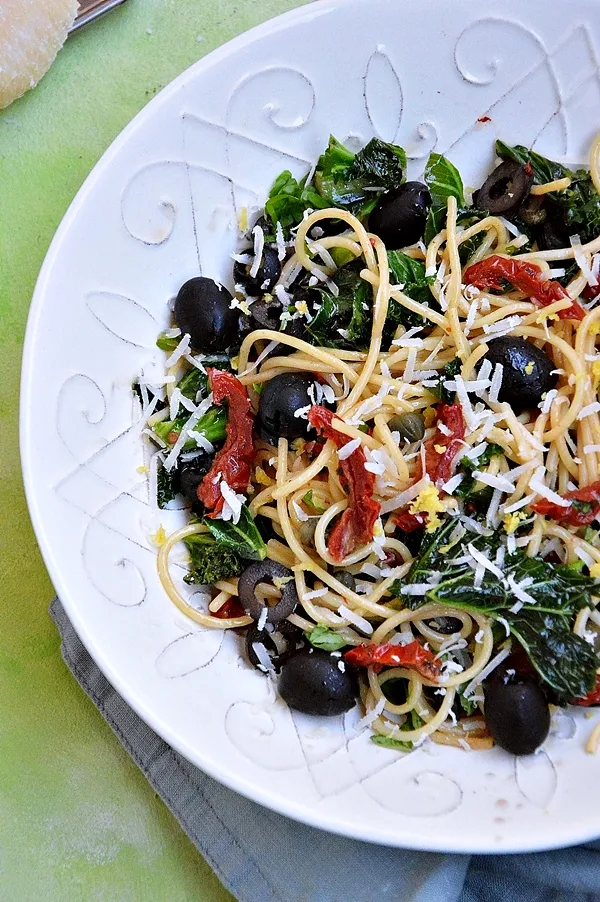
369;182;431;249
245;622;304;673
278;647;356;716
177;455;211;504
245;626;280;670
233;246;282;295
258;372;320;441
332;570;356;592
388;412;425;443
250;297;283;330
475;160;533;215
174;277;238;352
484;670;550;755
425;616;463;635
238;561;298;623
483;336;557;412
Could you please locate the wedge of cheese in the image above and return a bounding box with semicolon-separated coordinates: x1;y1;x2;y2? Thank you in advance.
0;0;78;110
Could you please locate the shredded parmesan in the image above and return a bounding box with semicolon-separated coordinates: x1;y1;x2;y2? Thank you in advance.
338;605;373;635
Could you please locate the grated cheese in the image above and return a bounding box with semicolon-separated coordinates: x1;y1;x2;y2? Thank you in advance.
250;225;265;279
530;466;570;506
355;696;386;731
302;587;329;601
219;481;245;524
466;543;504;579
165;332;191;368
489;363;504;404
338;438;361;460
571;233;598;287
483;315;522;336
471;470;514;493
463;646;511;698
338;605;373;635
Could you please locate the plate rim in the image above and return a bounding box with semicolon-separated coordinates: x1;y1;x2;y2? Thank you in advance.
20;0;600;854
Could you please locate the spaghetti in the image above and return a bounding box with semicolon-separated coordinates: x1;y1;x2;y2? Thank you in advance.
144;135;600;755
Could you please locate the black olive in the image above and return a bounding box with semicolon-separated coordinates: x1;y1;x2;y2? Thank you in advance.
249;297;282;331
388;412;425;443
177;455;211;504
245;622;304;673
425;616;463;635
381;677;408;705
368;182;431;249
245;626;280;670
233;246;282;295
483;336;557;412
238;561;298;623
278;647;356;716
258;372;321;441
475;160;533;216
537;215;570;252
298;519;318;547
484;671;550;755
174;277;238;352
332;570;356;592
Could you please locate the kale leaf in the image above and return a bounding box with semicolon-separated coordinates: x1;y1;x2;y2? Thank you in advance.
203;503;267;561
153;406;227;451
306;260;372;349
306;625;348;652
184;534;243;585
427;357;461;404
393;522;599;700
183;504;266;584
314;136;406;218
386;251;436;329
264;170;329;237
370;711;424;752
157;461;179;508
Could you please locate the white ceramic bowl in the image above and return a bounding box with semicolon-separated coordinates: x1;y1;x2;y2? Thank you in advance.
21;0;600;852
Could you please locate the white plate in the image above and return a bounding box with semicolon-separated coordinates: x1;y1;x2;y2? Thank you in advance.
21;0;600;853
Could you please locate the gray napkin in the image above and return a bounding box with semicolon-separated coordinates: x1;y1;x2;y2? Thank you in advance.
50;598;600;902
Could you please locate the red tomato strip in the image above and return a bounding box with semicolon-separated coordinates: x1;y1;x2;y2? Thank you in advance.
464;255;585;321
531;479;600;527
418;403;466;487
308;405;381;562
198;369;255;515
573;675;600;707
392;510;427;532
212;598;246;620
344;640;442;681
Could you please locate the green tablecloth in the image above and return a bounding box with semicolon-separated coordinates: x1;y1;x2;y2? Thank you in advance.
0;2;307;897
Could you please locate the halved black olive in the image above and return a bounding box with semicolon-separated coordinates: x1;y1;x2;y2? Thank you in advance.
484;668;550;755
233;245;281;295
475;160;533;215
258;372;320;441
177;454;211;504
483;336;557;412
368;182;431;249
238;560;298;623
174;277;238;353
278;647;357;716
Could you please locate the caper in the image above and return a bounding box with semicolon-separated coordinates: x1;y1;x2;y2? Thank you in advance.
388;412;425;443
332;570;356;592
299;519;318;546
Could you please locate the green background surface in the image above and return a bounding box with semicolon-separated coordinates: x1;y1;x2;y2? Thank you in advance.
0;1;307;899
